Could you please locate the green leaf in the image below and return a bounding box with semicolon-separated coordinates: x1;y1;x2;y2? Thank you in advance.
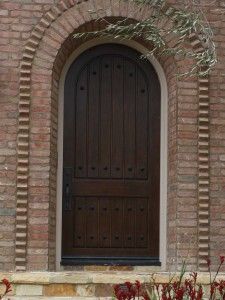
72;0;216;77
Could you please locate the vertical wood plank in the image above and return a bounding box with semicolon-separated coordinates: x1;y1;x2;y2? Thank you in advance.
86;197;99;248
124;60;136;178
136;71;148;179
73;197;86;248
63;77;75;168
99;198;111;248
75;67;88;178
135;198;148;248
62;198;74;253
99;56;112;178
88;60;100;178
124;198;135;248
111;57;124;178
111;198;123;248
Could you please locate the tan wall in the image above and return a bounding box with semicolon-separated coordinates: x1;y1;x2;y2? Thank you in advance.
0;0;224;272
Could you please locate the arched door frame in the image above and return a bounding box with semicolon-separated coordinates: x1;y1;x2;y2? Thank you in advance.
56;38;168;270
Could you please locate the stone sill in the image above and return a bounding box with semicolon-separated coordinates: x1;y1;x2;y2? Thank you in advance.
1;271;225;285
9;296;112;300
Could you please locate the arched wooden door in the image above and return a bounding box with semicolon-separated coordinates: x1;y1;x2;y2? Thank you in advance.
62;44;161;265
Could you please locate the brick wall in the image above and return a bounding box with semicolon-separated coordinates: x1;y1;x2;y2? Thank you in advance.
0;0;60;271
0;0;224;272
207;1;225;270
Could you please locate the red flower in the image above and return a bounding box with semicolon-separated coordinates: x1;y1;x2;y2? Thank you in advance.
205;257;211;267
125;281;132;291
155;283;160;293
190;288;196;300
114;288;125;300
175;287;185;300
196;286;203;300
210;284;216;297
190;272;197;284
218;280;225;295
142;292;150;300
1;278;12;295
220;255;225;264
135;280;141;290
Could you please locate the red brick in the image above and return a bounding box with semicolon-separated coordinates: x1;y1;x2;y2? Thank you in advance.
11;24;31;32
11;10;42;18
0;10;9;16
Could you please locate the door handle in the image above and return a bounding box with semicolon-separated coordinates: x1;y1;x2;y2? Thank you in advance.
63;167;73;211
65;184;70;196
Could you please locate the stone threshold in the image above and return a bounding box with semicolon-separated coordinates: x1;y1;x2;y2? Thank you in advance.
8;297;111;300
0;271;225;298
1;271;225;284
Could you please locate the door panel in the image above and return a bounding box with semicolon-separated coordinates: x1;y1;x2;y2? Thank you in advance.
72;197;149;251
62;44;160;265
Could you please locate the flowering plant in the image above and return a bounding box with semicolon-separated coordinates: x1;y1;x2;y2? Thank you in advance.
113;256;225;300
0;278;12;299
114;280;150;300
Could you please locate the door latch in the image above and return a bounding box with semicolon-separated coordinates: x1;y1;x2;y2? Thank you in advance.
63;167;73;211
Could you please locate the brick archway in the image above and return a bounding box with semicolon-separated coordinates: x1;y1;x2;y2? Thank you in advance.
16;0;210;271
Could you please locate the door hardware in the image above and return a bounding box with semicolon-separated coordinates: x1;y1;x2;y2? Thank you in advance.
63;167;73;211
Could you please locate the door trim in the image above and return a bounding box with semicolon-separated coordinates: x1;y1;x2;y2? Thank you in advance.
56;38;168;270
61;256;161;266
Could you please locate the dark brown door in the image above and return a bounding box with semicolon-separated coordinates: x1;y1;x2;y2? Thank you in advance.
62;44;160;265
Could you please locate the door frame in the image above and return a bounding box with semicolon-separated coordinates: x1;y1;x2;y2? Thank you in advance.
56;38;168;270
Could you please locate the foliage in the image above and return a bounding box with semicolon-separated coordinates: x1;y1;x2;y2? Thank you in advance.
73;0;217;76
114;280;150;300
113;256;225;300
0;278;12;299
